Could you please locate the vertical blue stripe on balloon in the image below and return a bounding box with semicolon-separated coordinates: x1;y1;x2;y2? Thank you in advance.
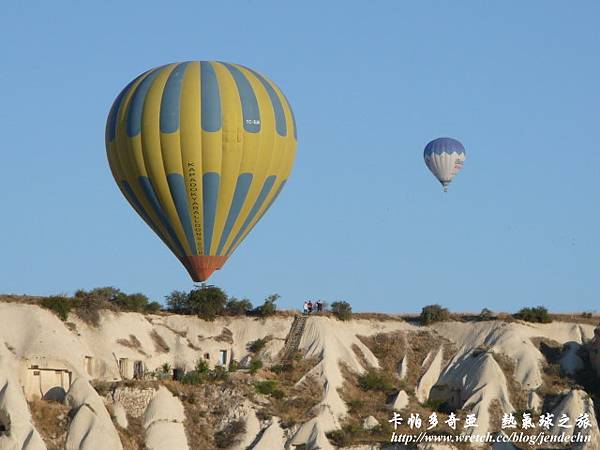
262;180;286;215
160;62;189;133
225;175;277;255
200;62;221;132
121;180;178;256
138;176;186;256
281;93;297;140
221;63;260;133
202;172;220;254
126;67;164;137
106;74;144;142
244;67;286;136
122;181;154;230
216;173;253;255
167;173;198;255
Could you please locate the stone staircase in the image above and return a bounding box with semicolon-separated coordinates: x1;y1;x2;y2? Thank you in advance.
281;315;308;361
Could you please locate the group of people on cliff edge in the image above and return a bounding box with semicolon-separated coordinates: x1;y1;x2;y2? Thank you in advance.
303;300;323;315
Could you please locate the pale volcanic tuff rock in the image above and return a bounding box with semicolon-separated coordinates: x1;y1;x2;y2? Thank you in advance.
431;320;596;390
429;349;514;444
415;347;444;403
389;390;409;411
559;341;585;376
290;316;417;447
549;390;600;450
227;402;261;450
111;402;128;429
1;301;600;450
143;386;188;450
526;390;543;413
64;378;122;450
249;417;286;450
0;348;46;450
362;416;379;430
396;354;408;380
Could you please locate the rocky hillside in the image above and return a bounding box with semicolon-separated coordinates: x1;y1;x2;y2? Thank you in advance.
0;300;599;450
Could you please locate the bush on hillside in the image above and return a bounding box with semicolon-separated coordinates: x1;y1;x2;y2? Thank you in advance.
357;369;394;392
165;290;190;314
214;419;246;449
253;294;279;317
113;292;159;313
165;284;227;320
247;338;269;354
479;308;495;321
514;306;552;323
249;359;263;374
254;380;284;399
420;304;450;325
327;425;362;448
195;358;210;374
225;297;253;316
73;287;161;315
74;286;120;302
40;296;72;321
189;284;227;320
330;301;352;321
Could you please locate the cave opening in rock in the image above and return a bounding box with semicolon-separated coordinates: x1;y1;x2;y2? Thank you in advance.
0;409;10;436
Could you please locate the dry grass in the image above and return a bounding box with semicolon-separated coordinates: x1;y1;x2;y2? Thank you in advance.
359;330;456;393
530;338;578;396
335;363;471;449
334;330;471;449
257;354;322;428
490;351;528;412
115;414;145;450
150;330;170;353
163;378;252;450
29;399;70;449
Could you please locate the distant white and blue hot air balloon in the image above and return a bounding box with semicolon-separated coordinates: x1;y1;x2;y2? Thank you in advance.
423;137;466;192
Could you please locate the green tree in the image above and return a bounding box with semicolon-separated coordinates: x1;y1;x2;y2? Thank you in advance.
75;286;121;302
254;294;279;317
420;304;450;325
330;301;352;321
146;301;162;313
113;292;151;312
40;296;72;321
188;284;227;321
225;297;253;316
165;290;190;313
513;306;552;323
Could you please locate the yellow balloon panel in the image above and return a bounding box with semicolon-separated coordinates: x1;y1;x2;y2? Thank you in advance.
105;61;297;281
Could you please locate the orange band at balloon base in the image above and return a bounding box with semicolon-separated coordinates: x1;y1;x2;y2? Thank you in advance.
180;255;228;282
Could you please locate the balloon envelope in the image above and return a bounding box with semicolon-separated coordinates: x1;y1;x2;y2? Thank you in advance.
105;61;297;281
423;137;466;192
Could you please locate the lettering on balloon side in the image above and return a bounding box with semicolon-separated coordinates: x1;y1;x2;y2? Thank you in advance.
187;162;203;246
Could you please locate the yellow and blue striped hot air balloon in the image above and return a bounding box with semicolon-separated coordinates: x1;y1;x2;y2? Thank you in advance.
105;61;297;281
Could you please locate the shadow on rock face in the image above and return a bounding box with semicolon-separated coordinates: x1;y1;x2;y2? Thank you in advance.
0;408;10;436
43;386;67;402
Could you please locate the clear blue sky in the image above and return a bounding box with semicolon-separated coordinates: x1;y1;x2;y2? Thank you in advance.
1;1;599;313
